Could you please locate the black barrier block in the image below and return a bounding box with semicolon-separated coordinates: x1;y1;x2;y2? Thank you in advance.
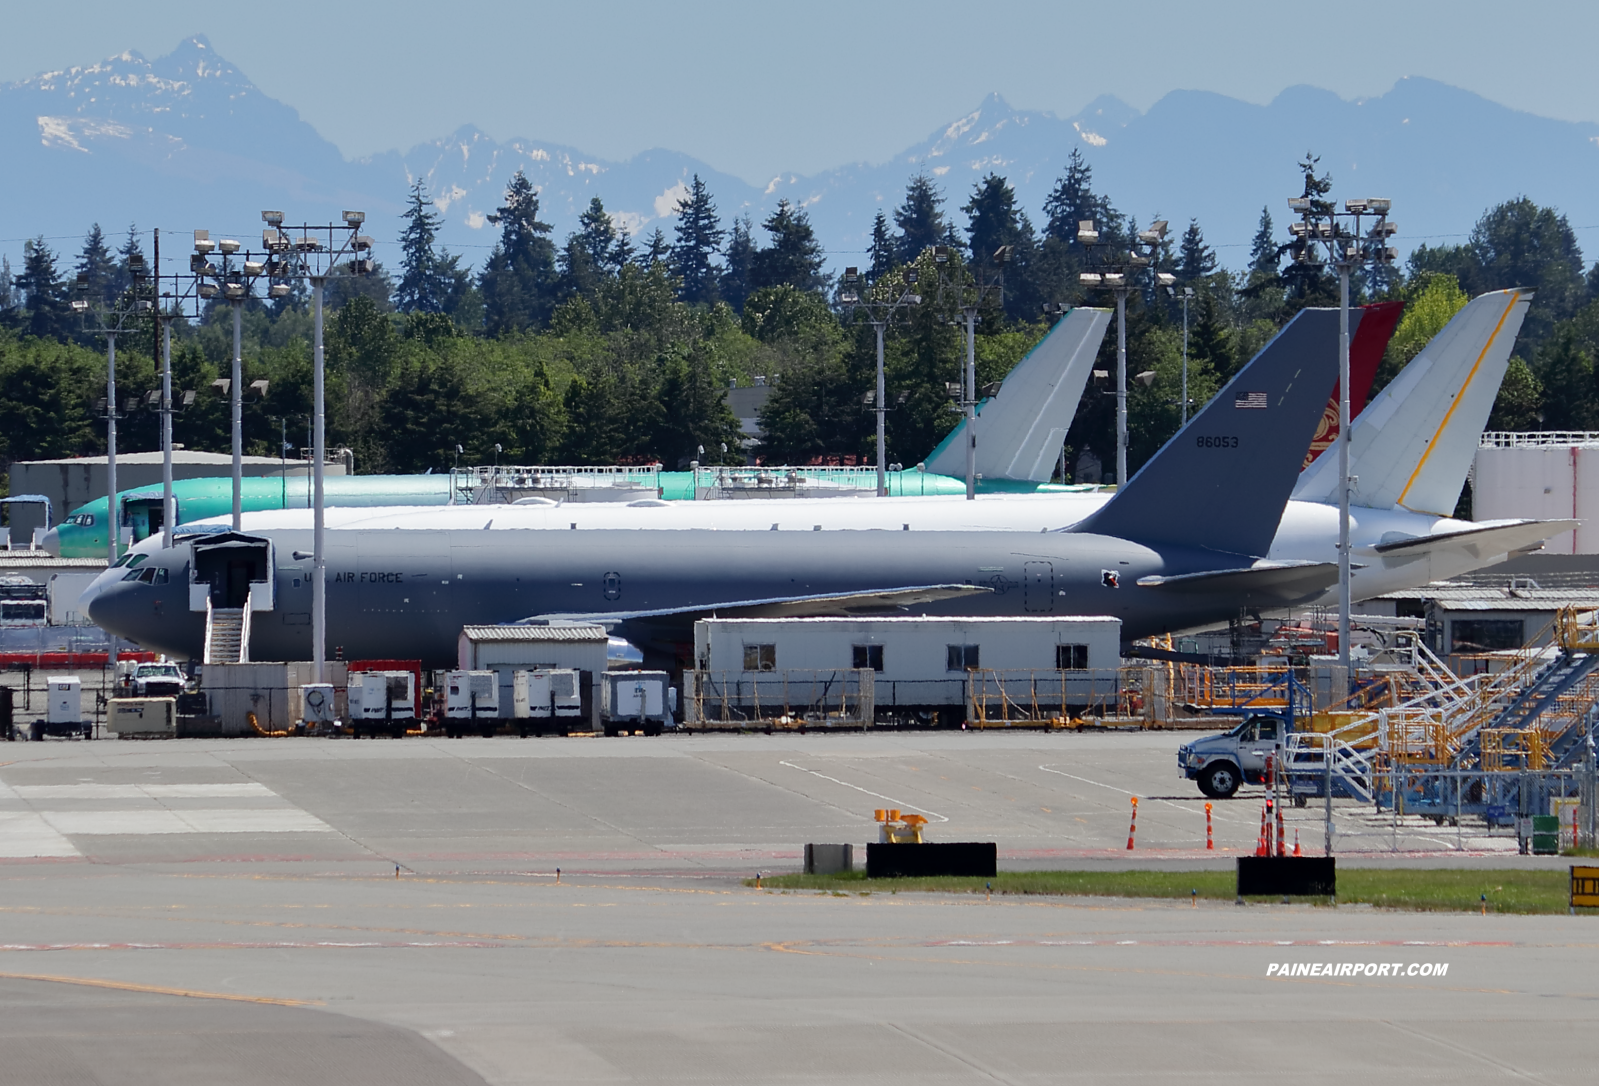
1237;856;1336;897
867;842;997;879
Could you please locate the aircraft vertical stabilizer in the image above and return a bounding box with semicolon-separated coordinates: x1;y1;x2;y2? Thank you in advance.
1071;308;1346;558
923;307;1111;482
1293;289;1531;516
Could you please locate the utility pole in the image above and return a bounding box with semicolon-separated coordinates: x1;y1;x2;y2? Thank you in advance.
934;245;1009;499
838;265;921;496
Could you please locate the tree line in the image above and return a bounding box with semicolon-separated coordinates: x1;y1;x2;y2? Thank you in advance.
2;152;1597;499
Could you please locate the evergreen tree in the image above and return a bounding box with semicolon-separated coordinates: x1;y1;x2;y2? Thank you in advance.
378;353;495;473
1248;206;1277;273
670;175;724;305
112;225;145;298
16;237;69;340
750;200;826;293
76;224;117;308
1534;325;1596;429
1488;355;1544;431
1177;219;1216;281
395;179;447;313
1278;153;1336;305
479;170;558;334
1042;149;1119;248
893;174;946;262
557;199;625;304
0;256;12;313
963;174;1024;267
653;349;743;466
574;197;628;275
867;211;895;282
719;215;756;311
638;228;670;269
504;361;566;462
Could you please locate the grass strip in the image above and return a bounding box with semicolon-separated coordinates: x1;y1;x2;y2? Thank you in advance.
749;868;1587;915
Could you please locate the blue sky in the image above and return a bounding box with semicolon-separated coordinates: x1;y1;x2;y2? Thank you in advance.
3;0;1596;183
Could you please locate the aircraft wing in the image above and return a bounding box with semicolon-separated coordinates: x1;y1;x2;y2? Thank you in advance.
1135;561;1340;605
521;584;994;628
1366;519;1575;565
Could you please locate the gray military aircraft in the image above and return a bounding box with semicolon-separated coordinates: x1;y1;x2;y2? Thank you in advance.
87;307;1353;667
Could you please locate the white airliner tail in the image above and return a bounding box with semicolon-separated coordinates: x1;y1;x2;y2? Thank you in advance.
1293;289;1532;516
923;307;1111;482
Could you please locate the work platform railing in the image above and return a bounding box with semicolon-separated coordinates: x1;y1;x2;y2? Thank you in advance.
683;669;875;730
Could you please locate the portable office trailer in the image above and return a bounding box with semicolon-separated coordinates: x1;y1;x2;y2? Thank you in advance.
458;624;607;732
692;616;1122;725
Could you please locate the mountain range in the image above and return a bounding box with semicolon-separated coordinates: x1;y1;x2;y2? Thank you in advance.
4;36;1598;276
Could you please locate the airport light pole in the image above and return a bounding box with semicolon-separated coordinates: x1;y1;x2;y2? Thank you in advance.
839;265;922;496
1077;220;1175;486
1167;284;1195;425
258;210;373;684
145;244;206;551
190;231;273;530
72;255;154;565
1284;194;1396;675
934;245;1010;500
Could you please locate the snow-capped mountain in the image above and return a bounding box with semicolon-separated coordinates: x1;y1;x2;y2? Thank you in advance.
4;37;1597;275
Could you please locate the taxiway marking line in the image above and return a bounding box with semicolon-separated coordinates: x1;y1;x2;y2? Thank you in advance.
779;761;949;822
0;969;319;1006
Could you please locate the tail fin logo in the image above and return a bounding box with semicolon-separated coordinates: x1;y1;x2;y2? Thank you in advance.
1235;392;1269;409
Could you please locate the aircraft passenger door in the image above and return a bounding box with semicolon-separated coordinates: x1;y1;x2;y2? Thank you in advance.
1024;561;1054;613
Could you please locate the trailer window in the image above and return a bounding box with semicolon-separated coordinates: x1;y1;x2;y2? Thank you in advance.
743;643;776;671
946;644;979;671
852;644;884;671
1056;644;1088;670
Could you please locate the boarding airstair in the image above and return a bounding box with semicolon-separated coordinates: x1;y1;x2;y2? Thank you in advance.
1283;608;1599;816
202;594;251;664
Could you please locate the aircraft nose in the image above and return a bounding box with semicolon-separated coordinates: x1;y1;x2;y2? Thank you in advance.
38;527;60;556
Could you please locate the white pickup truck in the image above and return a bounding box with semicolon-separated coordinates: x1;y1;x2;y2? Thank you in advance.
1176;713;1289;799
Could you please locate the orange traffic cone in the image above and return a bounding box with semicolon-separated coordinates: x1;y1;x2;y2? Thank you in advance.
1205;801;1214;851
1126;797;1138;850
1293;829;1302;857
1276;805;1287;858
1256;805;1269;856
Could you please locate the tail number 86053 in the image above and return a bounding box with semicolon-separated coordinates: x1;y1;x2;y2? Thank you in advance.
1195;435;1239;449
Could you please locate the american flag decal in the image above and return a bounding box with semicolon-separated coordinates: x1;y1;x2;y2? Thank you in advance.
1235;391;1269;409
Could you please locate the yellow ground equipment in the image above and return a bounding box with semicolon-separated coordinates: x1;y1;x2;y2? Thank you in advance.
874;809;927;844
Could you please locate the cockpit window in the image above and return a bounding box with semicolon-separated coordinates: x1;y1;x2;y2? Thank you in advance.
68;514;95;527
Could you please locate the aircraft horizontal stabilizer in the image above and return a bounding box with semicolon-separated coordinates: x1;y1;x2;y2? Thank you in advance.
523;584;994;628
1135;562;1340;606
1366;520;1576;564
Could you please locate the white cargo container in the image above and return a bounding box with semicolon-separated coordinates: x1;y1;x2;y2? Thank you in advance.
512;668;583;735
347;671;416;738
601;670;673;736
691;616;1122;725
107;697;177;737
442;670;500;737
